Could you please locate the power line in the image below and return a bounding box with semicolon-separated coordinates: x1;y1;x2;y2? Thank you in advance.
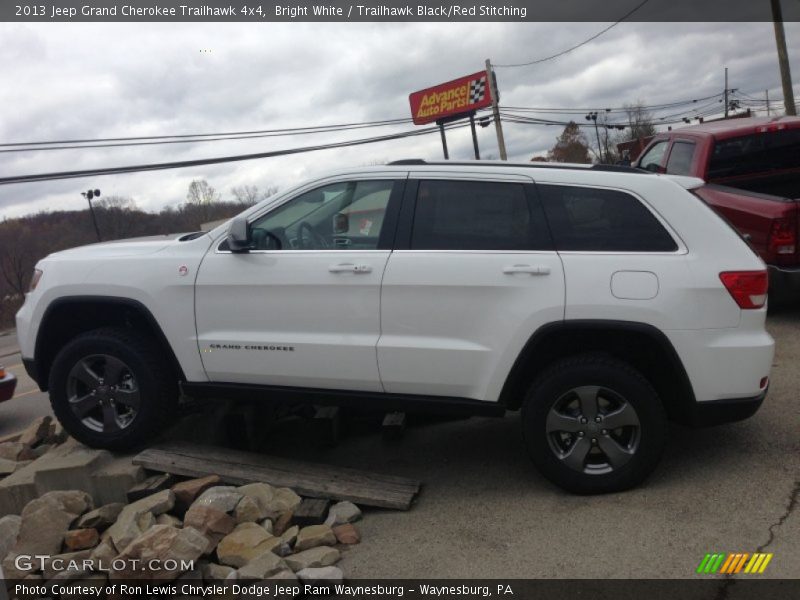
493;0;651;68
0;117;413;148
0;119;425;154
0;121;471;186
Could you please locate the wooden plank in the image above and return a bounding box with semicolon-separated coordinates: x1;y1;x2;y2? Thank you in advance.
133;442;420;510
293;498;331;526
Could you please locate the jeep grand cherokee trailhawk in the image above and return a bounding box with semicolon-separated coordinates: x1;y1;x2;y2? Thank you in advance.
16;161;775;494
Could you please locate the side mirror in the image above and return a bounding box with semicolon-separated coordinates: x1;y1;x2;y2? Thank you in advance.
227;216;251;253
643;162;665;174
333;213;349;234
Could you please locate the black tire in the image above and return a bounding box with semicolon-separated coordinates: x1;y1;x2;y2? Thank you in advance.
48;327;178;451
521;354;667;494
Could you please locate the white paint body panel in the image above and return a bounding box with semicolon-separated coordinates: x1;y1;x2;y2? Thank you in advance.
16;164;775;407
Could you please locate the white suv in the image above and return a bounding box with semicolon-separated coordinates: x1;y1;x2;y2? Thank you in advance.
16;161;774;493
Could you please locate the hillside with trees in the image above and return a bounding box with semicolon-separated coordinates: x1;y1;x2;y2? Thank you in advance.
0;180;274;328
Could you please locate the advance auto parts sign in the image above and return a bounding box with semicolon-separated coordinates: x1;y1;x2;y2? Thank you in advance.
409;71;493;125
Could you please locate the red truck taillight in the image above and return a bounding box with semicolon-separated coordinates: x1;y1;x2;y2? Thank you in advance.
719;271;768;309
768;217;797;256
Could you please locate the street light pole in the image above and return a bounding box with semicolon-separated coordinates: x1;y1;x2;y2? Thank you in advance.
82;189;102;242
586;112;603;163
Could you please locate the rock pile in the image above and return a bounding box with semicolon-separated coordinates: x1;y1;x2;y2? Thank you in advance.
0;421;364;593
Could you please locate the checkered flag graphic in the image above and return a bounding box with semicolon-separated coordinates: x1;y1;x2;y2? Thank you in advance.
469;76;487;104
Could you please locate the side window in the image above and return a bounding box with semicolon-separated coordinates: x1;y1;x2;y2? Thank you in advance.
666;141;696;175
410;180;548;250
249;180;394;250
538;185;678;252
638;141;668;172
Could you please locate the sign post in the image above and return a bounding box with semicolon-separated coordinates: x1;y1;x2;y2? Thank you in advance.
485;58;507;160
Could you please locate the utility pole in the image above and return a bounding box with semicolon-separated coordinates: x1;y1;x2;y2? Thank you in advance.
81;189;102;242
724;67;729;118
766;89;771;117
586;112;603;163
771;0;797;116
485;59;507;160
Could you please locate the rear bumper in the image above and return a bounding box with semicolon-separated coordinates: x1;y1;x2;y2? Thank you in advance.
0;373;17;403
689;389;766;427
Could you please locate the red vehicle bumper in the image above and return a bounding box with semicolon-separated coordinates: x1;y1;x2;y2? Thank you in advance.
0;372;17;402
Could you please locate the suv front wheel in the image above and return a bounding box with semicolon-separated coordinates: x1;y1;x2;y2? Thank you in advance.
48;327;178;450
522;354;667;494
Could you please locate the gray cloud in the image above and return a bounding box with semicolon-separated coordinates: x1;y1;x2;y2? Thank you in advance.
0;21;798;217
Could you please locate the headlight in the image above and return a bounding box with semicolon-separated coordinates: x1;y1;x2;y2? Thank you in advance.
29;269;43;292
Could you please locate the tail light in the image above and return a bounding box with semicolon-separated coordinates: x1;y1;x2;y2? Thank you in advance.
768;218;796;256
719;271;768;309
28;269;42;292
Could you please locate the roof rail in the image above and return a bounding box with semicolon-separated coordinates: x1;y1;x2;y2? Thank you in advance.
386;159;647;175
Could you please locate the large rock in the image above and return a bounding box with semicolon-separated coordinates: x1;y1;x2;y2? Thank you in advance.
183;505;235;553
109;524;206;582
191;486;243;513
325;501;362;526
90;456;145;505
294;525;336;552
296;566;344;584
75;503;125;531
0;442;35;462
64;528;100;552
234;495;265;523
332;523;360;545
0;457;19;477
0;514;21;561
172;475;220;511
216;522;281;568
237;550;289;580
105;489;174;553
32;445;113;499
284;546;340;572
18;416;52;447
2;490;92;578
238;483;301;519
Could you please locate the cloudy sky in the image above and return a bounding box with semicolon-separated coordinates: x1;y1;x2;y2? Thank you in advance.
1;19;798;218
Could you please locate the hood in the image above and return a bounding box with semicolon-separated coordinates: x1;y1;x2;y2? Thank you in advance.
46;232;204;260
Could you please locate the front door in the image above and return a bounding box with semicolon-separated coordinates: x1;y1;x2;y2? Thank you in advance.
195;177;403;392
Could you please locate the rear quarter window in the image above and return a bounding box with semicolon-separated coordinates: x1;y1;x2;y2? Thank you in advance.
538;184;678;252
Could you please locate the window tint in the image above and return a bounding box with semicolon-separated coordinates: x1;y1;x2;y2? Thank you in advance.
638;141;668;171
538;185;678;252
410;180;547;250
248;180;394;250
708;129;800;178
666;141;695;175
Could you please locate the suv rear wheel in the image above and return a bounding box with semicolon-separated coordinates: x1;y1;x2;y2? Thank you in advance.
48;327;178;450
522;354;667;494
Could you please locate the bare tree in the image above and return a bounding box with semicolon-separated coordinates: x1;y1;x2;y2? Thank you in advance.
187;179;221;205
0;221;36;296
230;185;278;206
623;101;657;142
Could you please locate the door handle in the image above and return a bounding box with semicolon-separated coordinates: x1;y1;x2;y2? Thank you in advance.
329;263;372;274
502;264;551;275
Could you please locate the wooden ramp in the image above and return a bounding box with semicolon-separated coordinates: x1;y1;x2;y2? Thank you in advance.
133;442;421;510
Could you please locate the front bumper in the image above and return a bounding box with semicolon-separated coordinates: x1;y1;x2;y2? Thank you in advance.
688;389;766;427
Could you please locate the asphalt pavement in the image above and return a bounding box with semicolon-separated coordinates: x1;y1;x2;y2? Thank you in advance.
0;312;797;580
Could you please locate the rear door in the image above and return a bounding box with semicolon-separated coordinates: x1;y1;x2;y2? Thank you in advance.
377;174;565;402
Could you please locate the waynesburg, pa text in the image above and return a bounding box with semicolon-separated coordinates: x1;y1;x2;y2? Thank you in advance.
14;583;516;597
